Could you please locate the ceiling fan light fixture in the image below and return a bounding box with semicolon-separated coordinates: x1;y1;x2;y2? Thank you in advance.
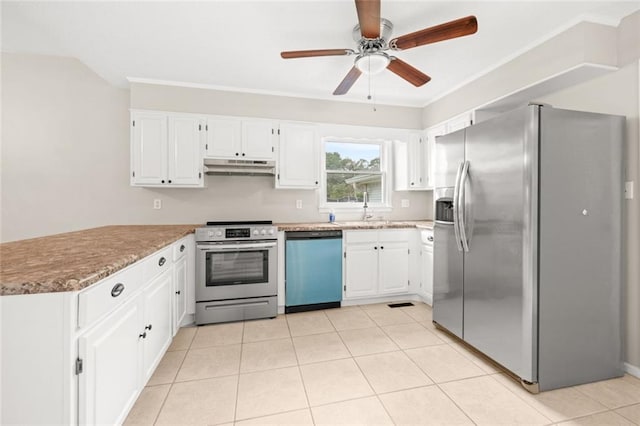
355;53;390;75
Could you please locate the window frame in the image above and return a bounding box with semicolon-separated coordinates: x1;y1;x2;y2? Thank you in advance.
319;136;393;213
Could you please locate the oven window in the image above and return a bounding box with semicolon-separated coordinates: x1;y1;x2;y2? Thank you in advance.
205;250;268;286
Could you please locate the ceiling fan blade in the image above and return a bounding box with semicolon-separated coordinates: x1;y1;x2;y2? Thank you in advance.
333;66;362;95
387;57;431;87
281;49;354;59
355;0;381;38
390;15;478;51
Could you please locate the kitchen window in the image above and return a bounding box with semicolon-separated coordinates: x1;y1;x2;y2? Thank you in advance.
320;138;391;212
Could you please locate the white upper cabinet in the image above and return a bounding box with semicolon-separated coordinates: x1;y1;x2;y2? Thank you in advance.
204;117;275;161
130;111;204;187
424;112;473;188
242;119;276;160
131;112;168;185
394;131;428;191
276;122;319;189
205;117;242;158
168;116;204;185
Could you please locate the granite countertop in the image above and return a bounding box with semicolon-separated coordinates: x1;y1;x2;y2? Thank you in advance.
275;220;434;231
0;225;196;296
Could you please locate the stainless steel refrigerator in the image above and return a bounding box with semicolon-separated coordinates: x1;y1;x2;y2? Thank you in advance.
433;104;624;392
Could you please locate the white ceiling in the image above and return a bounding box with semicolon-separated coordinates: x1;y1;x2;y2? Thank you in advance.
2;1;639;107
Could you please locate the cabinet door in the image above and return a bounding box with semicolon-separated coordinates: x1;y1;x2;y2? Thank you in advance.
205;117;242;158
344;244;378;298
78;296;143;426
168;116;203;186
131;112;168;185
393;140;409;191
378;241;410;294
141;270;173;382
408;132;426;189
173;257;187;334
277;123;319;188
242;119;275;160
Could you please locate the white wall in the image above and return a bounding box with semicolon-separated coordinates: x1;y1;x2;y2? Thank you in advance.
421;12;640;370
0;53;431;243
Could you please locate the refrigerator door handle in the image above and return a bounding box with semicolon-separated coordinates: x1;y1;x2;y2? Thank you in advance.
452;162;464;252
459;160;470;252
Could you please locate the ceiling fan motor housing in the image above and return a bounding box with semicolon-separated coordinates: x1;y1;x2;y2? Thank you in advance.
352;18;394;50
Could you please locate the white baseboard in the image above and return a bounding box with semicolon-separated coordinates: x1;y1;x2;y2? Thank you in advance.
624;362;640;378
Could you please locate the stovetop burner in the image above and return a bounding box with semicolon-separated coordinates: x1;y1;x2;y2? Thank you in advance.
205;220;273;226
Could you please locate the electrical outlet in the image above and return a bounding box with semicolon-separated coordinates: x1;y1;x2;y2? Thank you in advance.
625;181;634;200
296;200;303;209
153;199;162;209
401;199;410;208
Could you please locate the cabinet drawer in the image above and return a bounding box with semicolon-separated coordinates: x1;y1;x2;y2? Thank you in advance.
142;247;172;283
378;229;410;242
173;238;188;261
78;265;143;329
345;230;378;244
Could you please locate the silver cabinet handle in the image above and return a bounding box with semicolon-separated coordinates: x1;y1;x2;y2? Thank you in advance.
158;257;166;266
139;332;147;339
452;162;464;252
111;283;125;297
145;324;152;331
459;160;470;253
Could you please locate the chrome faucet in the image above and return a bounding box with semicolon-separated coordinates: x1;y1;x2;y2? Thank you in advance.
362;191;374;221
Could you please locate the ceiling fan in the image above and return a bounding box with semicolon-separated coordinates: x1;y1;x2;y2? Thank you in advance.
280;0;478;95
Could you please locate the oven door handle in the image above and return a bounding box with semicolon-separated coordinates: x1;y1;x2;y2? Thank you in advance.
197;242;277;251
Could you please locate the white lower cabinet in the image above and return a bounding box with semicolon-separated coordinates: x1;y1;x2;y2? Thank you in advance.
344;230;410;300
0;237;195;425
78;295;143;425
141;269;173;382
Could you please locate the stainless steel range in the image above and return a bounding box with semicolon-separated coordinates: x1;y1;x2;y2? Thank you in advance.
195;221;278;325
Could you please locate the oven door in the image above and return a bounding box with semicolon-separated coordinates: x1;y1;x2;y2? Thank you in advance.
195;240;277;301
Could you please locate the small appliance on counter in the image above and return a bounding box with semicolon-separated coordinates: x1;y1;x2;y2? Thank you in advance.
285;230;343;313
195;220;278;325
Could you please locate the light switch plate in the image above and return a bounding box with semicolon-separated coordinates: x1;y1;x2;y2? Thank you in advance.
153;199;162;209
401;199;410;208
625;181;634;199
296;200;303;209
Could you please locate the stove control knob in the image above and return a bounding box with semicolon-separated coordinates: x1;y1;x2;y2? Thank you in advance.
268;229;275;235
261;229;267;235
215;230;223;237
208;231;215;238
253;229;260;236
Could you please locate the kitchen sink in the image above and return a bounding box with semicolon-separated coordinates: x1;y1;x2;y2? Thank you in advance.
330;220;391;227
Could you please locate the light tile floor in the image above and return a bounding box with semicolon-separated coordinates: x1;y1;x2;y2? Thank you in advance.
125;302;640;425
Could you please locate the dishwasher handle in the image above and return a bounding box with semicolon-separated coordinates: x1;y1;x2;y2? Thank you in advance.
286;230;343;240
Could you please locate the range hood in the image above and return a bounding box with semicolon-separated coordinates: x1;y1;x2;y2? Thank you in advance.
203;158;276;176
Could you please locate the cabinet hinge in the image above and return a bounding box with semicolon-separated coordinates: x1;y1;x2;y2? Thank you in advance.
344;285;346;291
198;124;202;131
271;128;274;135
132;171;135;178
408;248;410;254
277;129;280;135
344;252;346;258
206;124;208;131
272;146;274;152
205;143;208;150
199;172;202;179
132;120;135;127
75;358;83;375
277;173;280;180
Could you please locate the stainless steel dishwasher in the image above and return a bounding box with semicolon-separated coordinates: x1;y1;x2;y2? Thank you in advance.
285;230;343;313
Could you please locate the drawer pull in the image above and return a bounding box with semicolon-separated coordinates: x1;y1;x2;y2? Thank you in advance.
145;324;152;331
158;257;166;267
139;332;147;339
110;283;125;298
180;244;185;252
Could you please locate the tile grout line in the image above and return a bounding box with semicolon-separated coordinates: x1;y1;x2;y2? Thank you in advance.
286;315;316;425
232;322;246;423
150;329;197;425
